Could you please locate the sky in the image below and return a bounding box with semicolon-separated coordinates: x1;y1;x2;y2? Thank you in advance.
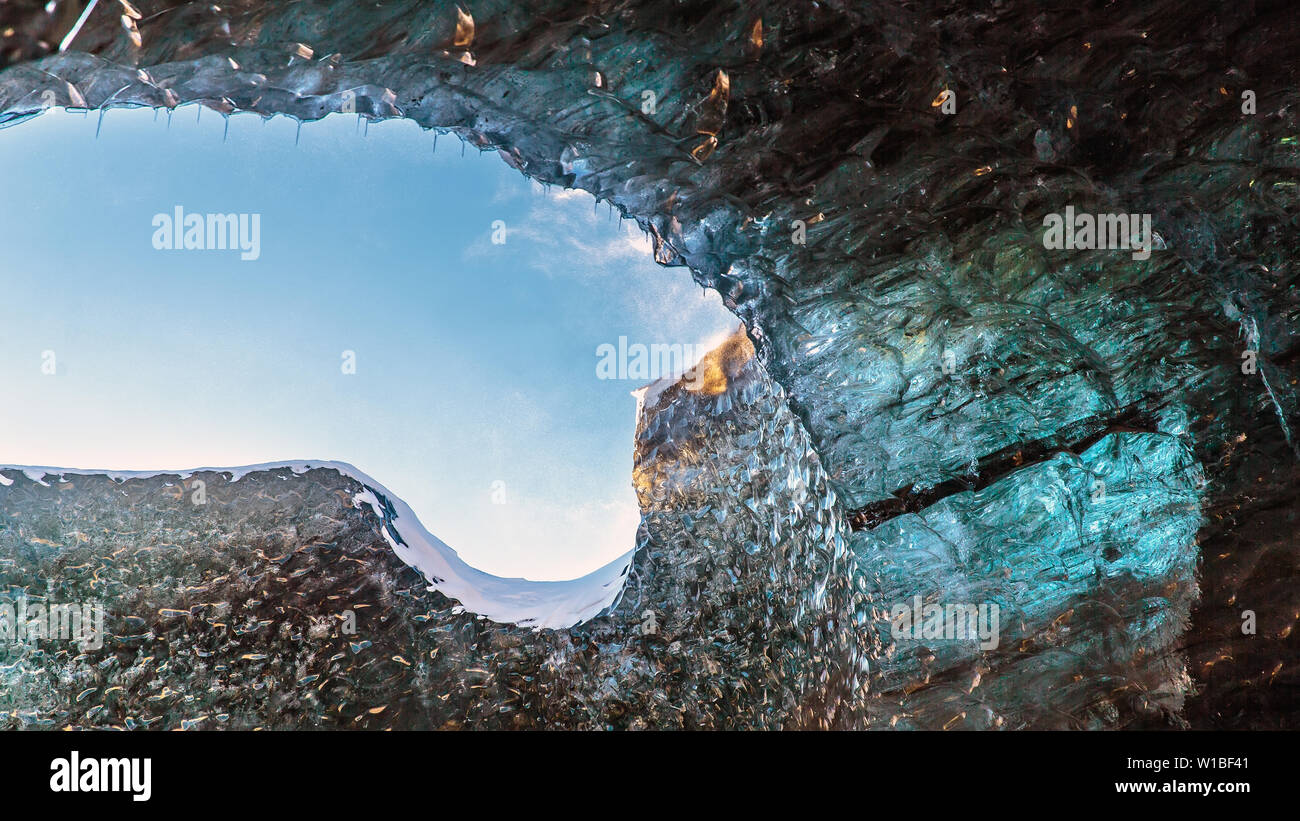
0;106;736;580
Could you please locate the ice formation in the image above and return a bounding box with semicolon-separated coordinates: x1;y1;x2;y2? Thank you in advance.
2;462;632;630
0;0;1297;728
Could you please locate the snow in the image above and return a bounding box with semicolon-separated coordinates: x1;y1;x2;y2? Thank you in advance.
632;371;678;418
0;459;633;630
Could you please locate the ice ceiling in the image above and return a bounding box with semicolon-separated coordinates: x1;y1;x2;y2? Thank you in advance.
0;0;1297;728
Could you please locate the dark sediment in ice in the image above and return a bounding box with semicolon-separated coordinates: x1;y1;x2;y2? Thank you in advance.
0;326;1283;729
0;329;866;729
0;0;1297;726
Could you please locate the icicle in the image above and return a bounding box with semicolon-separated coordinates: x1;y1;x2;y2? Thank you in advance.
58;0;100;52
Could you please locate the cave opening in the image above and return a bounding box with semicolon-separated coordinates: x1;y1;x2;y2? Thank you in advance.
0;103;738;583
0;0;1295;731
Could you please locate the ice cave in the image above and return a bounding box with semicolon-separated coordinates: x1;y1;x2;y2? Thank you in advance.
0;0;1296;730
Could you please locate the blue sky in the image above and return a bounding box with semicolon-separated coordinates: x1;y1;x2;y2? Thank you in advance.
0;106;735;580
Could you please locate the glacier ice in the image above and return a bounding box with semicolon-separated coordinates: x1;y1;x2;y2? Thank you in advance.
0;0;1297;728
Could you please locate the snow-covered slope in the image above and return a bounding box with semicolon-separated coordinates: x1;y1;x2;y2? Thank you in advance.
0;459;632;630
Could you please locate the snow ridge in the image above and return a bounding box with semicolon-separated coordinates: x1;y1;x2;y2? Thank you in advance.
0;460;633;630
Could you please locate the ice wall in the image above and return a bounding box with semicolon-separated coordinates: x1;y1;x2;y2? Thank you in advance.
1;0;1297;726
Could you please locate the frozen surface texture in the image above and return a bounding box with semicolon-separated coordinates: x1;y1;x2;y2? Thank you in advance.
0;329;868;729
0;0;1297;727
